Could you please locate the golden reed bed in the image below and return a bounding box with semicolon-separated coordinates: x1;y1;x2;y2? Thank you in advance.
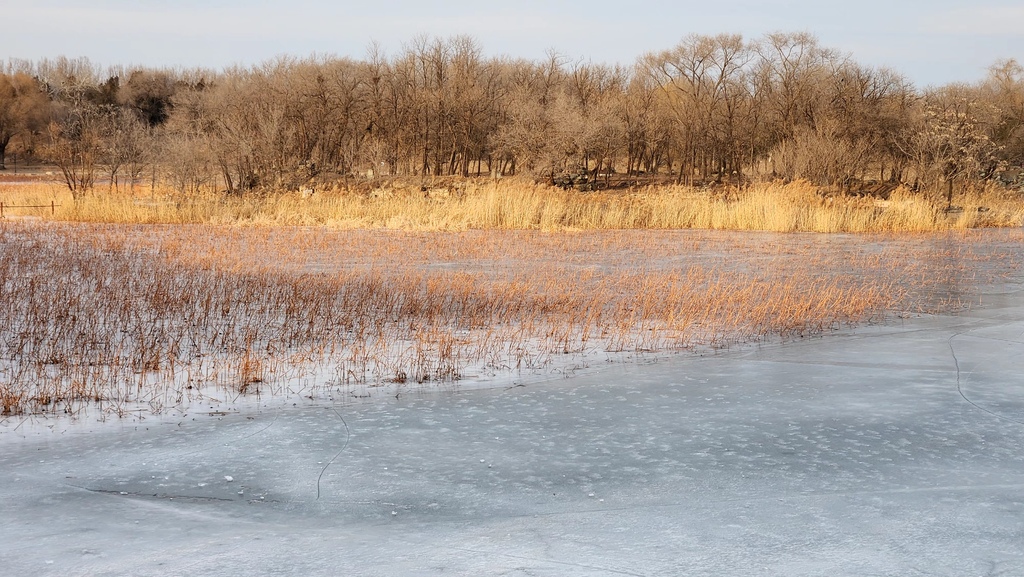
2;179;1023;232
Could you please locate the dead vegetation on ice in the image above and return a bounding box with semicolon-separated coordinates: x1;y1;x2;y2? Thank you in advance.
1;221;1021;417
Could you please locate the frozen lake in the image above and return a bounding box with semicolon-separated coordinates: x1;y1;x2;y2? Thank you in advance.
2;262;1023;576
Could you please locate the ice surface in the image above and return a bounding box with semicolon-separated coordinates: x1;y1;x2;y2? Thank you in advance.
1;278;1023;576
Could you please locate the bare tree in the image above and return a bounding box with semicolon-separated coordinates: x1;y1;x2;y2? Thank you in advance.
0;72;50;169
643;34;753;184
45;82;105;198
489;51;567;176
616;68;670;176
103;108;151;191
980;59;1024;169
905;85;999;205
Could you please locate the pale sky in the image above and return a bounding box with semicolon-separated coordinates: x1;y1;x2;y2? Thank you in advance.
3;0;1022;87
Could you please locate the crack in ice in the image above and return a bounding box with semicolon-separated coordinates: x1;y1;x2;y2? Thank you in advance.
316;404;350;501
949;331;1024;426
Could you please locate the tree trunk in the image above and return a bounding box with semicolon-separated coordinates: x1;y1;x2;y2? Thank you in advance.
0;135;9;170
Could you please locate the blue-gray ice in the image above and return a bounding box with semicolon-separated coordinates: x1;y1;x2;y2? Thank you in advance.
2;286;1023;576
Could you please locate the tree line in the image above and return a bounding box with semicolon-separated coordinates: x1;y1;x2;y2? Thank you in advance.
2;33;1022;201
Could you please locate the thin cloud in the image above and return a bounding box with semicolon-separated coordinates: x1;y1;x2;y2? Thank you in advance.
10;4;372;40
923;5;1024;36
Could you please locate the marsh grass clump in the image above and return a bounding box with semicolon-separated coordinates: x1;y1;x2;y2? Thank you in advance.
2;221;1021;416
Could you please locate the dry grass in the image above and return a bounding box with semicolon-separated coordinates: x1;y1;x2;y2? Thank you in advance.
3;179;1023;232
2;220;1021;416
